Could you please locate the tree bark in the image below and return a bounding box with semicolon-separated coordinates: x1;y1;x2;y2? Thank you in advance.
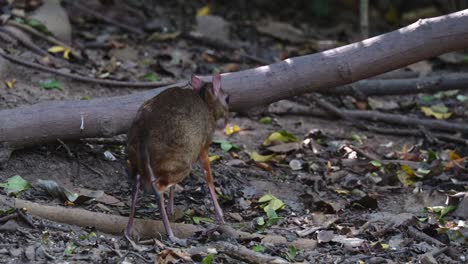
1;9;468;158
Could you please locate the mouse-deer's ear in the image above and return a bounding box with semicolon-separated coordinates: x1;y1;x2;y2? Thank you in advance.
212;73;221;97
191;74;203;92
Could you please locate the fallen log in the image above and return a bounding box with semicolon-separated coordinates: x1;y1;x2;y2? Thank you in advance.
1;9;468;160
0;194;317;250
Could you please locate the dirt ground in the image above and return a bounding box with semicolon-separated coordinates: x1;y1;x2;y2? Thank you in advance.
0;1;467;263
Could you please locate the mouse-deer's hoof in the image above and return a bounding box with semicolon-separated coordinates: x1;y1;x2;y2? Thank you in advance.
168;236;188;247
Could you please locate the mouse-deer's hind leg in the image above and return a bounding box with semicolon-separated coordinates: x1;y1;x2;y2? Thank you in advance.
125;173;141;239
199;147;225;224
167;185;175;218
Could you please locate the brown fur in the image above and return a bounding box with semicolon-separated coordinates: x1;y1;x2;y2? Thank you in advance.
127;82;228;193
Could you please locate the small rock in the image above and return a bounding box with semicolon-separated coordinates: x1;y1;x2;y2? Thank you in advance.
28;0;72;44
225;159;247;167
9;248;22;257
24;246;35;261
419;252;438;264
289;159;302;170
195;15;230;43
228;212;243;222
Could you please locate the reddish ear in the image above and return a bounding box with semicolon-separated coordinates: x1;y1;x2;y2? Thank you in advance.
212;73;221;96
191;74;203;92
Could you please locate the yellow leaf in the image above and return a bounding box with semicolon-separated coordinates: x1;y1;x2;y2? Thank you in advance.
380;243;390;249
224;125;241;136
196;5;210;16
48;45;66;53
335;189;350;195
5;79;16;88
420;106;452;119
263;131;298;146
397;165;416;186
448;150;461;161
250;152;276;162
63;49;71;60
400;164;415;176
209;155;220;162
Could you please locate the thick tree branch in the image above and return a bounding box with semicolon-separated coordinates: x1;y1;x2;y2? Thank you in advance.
1;10;468;157
322;73;468;96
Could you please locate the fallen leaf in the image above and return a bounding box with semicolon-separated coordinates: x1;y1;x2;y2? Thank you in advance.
196;5;210;16
0;175;31;195
368;97;399;111
5;79;16;89
48;45;71;60
421;105;452;119
224;125;241;136
255;162;272;171
256;21;305;43
209;155;220;162
147;31;181;41
39;79;62;90
267;143;300;153
259;116;273;124
263;130;298;146
250;152;278;162
141;72;160;82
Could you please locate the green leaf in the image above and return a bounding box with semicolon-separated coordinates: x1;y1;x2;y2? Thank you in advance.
370;160;382;168
221;142;233;152
351;134;363;144
256;216;265;226
192;216;214;225
40;79;62;90
80;96;91;100
252;245;266;253
27;19;50;34
63;243;77;255
212;139;240;152
79;232;97;240
286;245;297;261
259;116;273;124
201;254;214;264
419;95;434;103
259;194;285;212
456;94;468;102
0;175;31;195
142;72;160;82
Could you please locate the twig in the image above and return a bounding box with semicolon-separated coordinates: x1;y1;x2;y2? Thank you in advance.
70;1;144;36
360;0;369;39
182;32;272;65
5;20;82;61
81;137;126;145
0;26;49;56
79;161;106;178
211;241;288;264
0;49;174;88
275;102;468;134
119;251;153;263
407;226;446;246
57;138;73;158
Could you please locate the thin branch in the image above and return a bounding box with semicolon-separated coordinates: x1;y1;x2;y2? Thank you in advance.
6;20;83;61
0;49;175;88
69;1;145;36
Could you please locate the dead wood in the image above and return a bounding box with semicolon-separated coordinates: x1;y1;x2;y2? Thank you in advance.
0;195;317;249
322;73;468;96
0;50;176;88
1;10;468;158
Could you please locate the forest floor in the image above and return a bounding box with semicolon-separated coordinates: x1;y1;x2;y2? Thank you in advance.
0;1;467;263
